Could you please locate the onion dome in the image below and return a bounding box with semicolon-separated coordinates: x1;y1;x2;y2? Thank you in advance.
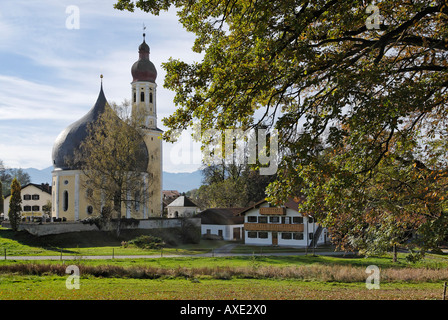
131;33;157;83
52;82;149;172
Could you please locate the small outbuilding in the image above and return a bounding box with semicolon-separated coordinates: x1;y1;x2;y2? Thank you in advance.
195;208;244;241
166;196;199;218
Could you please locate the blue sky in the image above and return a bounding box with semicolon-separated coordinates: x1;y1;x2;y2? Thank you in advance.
0;0;202;173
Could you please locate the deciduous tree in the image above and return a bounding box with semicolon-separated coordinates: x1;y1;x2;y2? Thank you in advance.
115;0;448;256
72;101;151;236
8;178;21;231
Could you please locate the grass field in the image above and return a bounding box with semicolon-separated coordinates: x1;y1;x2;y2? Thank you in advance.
0;275;445;300
1;228;448;300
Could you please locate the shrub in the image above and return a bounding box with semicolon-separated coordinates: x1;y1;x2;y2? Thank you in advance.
128;235;165;249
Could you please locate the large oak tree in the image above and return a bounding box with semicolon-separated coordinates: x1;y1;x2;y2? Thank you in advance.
115;0;448;256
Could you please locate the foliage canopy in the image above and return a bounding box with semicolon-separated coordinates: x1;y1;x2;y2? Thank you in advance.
115;0;448;255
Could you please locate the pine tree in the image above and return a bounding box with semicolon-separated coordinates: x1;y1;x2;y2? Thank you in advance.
8;178;21;231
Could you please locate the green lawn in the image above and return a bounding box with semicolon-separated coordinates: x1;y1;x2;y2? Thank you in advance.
0;274;445;300
0;227;223;256
1;227;448;300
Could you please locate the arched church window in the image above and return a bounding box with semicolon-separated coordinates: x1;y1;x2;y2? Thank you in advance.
134;191;140;211
141;92;145;102
133;92;136;103
63;191;69;212
149;93;153;103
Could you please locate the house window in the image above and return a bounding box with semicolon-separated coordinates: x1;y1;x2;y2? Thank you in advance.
32;205;40;211
133;92;136;103
247;216;257;223
293;232;304;240
206;229;211;234
218;230;223;237
23;205;31;212
281;232;292;240
248;231;257;238
258;232;268;239
269;216;280;223
293;217;303;224
309;232;314;240
32;194;39;200
141;92;145;102
258;216;268;223
24;194;31;200
87;206;93;215
149;93;153;103
308;217;314;223
63;191;69;212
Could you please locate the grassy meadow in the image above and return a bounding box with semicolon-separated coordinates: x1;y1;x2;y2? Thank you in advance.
1;227;448;300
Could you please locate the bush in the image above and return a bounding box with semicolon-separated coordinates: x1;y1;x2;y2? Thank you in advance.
128;235;165;249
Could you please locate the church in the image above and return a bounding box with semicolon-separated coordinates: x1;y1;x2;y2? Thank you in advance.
51;33;163;221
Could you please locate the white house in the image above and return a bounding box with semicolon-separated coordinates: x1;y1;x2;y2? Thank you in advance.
196;208;244;241
166;196;199;218
3;183;52;221
240;198;328;247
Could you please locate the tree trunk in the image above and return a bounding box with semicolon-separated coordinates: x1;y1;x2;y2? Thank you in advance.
114;191;122;237
393;243;398;263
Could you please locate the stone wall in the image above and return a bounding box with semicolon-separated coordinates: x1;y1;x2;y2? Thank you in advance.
1;221;98;236
1;218;201;238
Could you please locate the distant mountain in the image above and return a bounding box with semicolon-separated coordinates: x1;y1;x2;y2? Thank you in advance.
22;166;53;184
20;166;203;193
162;170;203;193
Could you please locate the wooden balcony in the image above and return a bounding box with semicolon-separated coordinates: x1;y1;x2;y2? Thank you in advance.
259;207;286;215
244;223;304;232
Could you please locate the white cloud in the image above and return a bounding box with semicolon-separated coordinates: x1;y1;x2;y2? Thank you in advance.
0;1;202;172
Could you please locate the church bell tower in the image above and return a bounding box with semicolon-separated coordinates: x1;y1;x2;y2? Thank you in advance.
131;32;163;217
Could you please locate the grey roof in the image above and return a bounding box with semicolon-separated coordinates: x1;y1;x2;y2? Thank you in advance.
166;196;198;207
196;208;244;225
4;183;52;198
52;85;149;171
238;197;305;215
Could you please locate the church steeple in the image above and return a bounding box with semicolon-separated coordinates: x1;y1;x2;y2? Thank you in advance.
130;30;163;217
131;32;157;83
130;30;158;129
